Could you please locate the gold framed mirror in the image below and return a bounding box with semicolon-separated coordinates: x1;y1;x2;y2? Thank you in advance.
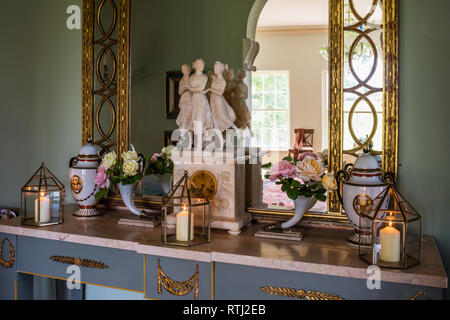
328;0;399;217
247;0;398;223
80;0;399;222
81;0;130;157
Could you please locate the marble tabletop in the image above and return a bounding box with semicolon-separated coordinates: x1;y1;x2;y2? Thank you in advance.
0;205;446;289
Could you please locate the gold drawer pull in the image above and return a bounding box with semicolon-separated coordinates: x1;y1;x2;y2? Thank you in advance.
50;256;109;269
157;259;199;300
0;238;15;269
261;286;344;300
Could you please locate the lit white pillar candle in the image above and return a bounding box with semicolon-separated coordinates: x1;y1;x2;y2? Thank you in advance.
176;207;194;242
380;222;400;263
35;193;51;223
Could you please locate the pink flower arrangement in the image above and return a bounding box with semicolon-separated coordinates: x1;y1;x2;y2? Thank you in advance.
263;152;337;202
151;153;161;162
298;152;320;161
269;160;298;181
95;166;110;189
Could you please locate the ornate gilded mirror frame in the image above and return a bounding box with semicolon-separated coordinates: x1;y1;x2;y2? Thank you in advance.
327;0;399;217
80;0;399;219
81;0;140;209
250;0;399;223
81;0;131;156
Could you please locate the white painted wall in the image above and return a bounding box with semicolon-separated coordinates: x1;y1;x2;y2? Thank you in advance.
254;30;328;152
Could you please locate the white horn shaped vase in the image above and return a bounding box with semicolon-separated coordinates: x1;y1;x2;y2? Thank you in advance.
281;196;317;229
118;182;142;216
156;174;173;195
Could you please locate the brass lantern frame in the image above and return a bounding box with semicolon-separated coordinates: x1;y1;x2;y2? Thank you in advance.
21;163;65;227
161;171;211;247
358;174;423;270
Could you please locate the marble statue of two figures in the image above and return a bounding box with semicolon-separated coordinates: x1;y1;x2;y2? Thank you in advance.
176;58;252;140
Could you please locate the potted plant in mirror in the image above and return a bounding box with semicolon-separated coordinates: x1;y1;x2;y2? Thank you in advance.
146;146;174;195
95;150;144;216
263;152;337;229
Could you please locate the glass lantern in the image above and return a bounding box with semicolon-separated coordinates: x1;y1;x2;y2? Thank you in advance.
162;171;211;247
358;173;422;270
21;163;65;227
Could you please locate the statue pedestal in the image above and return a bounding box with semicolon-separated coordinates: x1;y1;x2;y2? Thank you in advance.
168;149;263;235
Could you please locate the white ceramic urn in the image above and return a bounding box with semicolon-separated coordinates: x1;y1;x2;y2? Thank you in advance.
69;144;101;218
337;151;387;247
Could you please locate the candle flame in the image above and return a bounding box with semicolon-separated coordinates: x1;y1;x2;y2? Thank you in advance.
40;192;46;197
389;221;393;227
183;205;187;211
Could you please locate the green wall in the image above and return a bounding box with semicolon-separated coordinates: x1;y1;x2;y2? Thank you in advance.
0;0;82;207
130;0;254;156
398;0;450;296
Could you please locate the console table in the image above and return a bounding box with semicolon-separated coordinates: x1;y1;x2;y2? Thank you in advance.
0;205;447;300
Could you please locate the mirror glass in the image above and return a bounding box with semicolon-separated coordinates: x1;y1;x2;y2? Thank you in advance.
92;0;118;153
125;0;383;215
251;0;329;214
129;0;253;198
343;0;383;164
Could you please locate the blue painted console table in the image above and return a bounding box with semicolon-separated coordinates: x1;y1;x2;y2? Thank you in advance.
0;205;447;300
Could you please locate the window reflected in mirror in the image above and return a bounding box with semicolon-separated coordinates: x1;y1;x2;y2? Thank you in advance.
252;71;290;152
252;0;329;213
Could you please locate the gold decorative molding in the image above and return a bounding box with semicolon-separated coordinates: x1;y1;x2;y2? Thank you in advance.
325;0;399;217
211;261;215;300
82;0;131;155
410;290;431;301
260;286;344;300
328;0;344;214
0;238;15;269
50;255;109;269
256;25;328;35
382;0;399;177
82;0;94;145
157;259;199;300
116;0;131;156
19;270;143;294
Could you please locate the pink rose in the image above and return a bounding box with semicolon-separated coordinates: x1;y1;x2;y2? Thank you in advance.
298;152;320;161
151;153;161;162
95;166;110;189
269;161;298;181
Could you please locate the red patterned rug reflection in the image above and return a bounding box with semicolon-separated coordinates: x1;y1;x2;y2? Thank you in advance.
263;180;327;212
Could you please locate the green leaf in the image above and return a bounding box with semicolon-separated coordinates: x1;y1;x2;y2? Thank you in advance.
261;163;272;170
315;193;327;202
283;156;293;162
287;188;299;200
291;180;301;188
95;188;110;201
